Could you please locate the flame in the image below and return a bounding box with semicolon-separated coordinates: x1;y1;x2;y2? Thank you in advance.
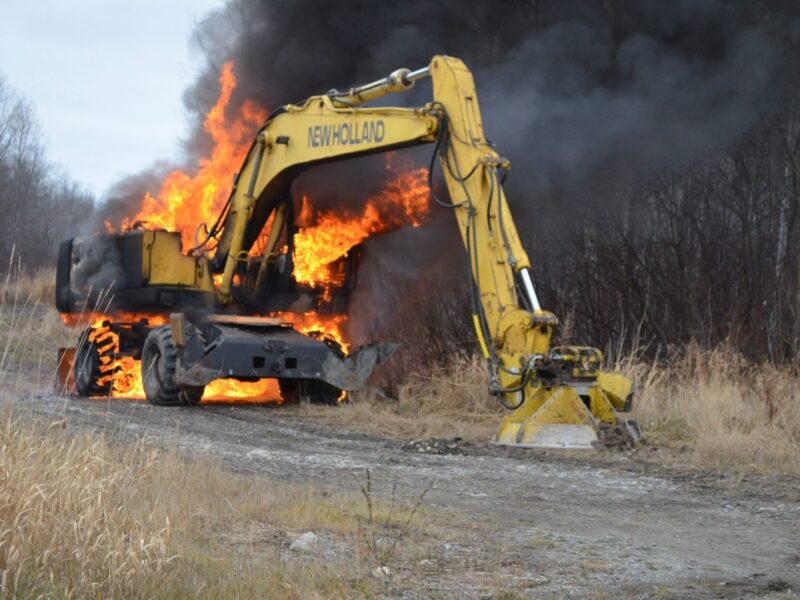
110;358;280;402
85;318;139;397
111;360;279;402
292;157;430;296
81;315;157;398
204;378;279;401
272;311;349;353
280;158;429;347
60;311;168;328
88;63;278;402
117;62;267;249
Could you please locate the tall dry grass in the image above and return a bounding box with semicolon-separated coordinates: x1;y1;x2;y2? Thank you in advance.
0;247;55;308
2;267;55;306
624;343;800;475
0;259;71;396
312;344;800;476
0;404;442;598
0;411;171;597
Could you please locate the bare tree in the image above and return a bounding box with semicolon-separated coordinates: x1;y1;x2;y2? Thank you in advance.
0;74;93;269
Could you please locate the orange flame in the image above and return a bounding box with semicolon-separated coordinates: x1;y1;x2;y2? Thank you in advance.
272;311;349;353
113;360;279;402
83;316;279;401
292;158;429;294
61;311;169;328
85;318;141;397
118;62;267;249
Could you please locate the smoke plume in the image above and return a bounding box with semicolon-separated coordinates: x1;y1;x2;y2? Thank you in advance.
180;1;796;211
91;0;800;348
94;1;799;222
69;235;126;307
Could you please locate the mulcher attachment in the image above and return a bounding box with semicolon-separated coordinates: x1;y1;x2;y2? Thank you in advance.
492;348;640;449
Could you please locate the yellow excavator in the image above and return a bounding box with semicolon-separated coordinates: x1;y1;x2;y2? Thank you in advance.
56;55;638;448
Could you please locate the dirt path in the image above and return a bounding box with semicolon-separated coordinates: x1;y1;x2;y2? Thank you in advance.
26;393;800;599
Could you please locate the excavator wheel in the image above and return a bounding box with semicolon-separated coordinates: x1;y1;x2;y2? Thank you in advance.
141;326;204;406
278;379;342;405
73;335;113;397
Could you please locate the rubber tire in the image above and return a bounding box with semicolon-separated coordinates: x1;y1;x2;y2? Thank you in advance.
278;379;342;405
74;340;113;397
141;326;204;406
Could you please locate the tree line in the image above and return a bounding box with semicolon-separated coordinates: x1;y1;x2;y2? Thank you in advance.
528;87;800;362
0;76;93;269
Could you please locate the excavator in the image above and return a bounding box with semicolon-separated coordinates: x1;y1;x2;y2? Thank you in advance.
56;55;638;448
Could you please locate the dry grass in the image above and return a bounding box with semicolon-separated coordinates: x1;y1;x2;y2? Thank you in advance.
0;410;171;597
0;404;439;598
0;287;72;396
1;265;55;307
300;354;503;442
310;345;800;476
625;343;800;475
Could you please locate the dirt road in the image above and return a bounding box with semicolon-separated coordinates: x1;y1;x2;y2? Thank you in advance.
27;393;800;599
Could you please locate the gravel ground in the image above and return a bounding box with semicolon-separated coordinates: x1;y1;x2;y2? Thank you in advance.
22;393;800;599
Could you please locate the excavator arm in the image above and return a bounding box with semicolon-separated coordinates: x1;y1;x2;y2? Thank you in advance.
205;55;637;448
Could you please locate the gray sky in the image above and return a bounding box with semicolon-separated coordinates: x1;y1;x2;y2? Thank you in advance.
0;1;224;198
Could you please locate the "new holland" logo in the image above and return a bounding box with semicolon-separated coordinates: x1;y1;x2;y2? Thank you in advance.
307;120;385;148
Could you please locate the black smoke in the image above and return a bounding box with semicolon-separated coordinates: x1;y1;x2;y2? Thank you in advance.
93;0;800;354
183;0;797;213
68;235;126;309
176;0;798;346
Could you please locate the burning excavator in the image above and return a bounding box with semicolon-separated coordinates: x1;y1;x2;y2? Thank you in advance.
56;55;639;447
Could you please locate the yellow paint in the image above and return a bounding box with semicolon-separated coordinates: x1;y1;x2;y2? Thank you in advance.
139;231;214;291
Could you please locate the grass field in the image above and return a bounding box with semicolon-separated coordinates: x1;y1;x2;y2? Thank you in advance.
0;405;446;598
